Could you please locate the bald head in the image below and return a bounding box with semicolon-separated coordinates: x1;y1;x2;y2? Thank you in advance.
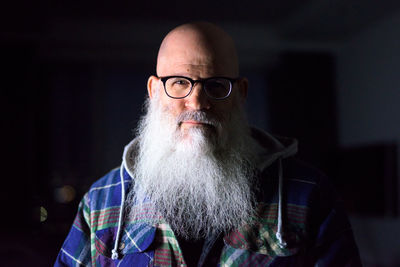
156;22;239;77
147;22;249;131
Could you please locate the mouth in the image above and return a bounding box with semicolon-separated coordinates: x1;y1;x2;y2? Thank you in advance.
179;120;216;130
176;111;221;135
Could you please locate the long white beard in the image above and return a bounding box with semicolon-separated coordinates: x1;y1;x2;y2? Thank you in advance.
127;95;260;239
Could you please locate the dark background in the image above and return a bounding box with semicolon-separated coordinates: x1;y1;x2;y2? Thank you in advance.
2;1;400;266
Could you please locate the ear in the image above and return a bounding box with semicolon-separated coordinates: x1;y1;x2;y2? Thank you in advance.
237;77;248;104
147;75;159;99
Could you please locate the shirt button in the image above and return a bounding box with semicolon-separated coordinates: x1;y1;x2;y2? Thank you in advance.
119;243;125;250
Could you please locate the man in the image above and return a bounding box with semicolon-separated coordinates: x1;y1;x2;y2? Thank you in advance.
55;22;361;266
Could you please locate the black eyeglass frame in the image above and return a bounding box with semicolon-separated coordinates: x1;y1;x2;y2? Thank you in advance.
158;75;239;100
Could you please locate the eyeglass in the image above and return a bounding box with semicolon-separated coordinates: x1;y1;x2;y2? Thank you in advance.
158;76;239;100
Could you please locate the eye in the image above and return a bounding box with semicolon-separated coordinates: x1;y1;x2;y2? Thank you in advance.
207;81;225;89
204;78;231;99
165;77;192;97
173;79;190;86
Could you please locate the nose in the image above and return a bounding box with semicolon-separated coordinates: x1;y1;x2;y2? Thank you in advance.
184;82;211;110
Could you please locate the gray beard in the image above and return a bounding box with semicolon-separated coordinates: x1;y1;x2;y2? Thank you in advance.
126;95;260;240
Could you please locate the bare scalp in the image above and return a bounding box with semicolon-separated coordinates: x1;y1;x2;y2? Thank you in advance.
156;22;239;77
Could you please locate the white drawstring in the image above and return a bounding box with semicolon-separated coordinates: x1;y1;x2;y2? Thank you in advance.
111;164;126;260
276;158;287;248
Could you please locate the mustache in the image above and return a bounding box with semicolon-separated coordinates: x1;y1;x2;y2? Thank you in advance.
177;111;221;128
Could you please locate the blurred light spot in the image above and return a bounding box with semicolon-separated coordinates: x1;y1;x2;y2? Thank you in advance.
55;185;76;203
40;206;48;222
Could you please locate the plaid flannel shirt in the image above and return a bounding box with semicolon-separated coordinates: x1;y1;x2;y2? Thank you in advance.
55;158;361;267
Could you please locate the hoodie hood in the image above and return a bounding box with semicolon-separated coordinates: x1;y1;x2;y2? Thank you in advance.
250;127;298;171
121;138;139;181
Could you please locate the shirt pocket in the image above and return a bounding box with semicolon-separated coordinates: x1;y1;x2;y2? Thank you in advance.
222;222;304;264
94;224;156;267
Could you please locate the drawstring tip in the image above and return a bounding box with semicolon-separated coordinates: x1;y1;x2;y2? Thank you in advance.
278;241;287;248
276;232;287;248
111;249;118;260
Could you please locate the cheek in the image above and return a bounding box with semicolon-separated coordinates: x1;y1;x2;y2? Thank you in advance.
213;98;237;117
160;97;186;117
214;97;244;127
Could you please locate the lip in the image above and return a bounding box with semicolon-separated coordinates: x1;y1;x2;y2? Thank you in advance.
181;120;204;125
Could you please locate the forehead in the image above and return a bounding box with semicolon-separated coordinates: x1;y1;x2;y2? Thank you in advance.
157;30;234;77
158;47;219;77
